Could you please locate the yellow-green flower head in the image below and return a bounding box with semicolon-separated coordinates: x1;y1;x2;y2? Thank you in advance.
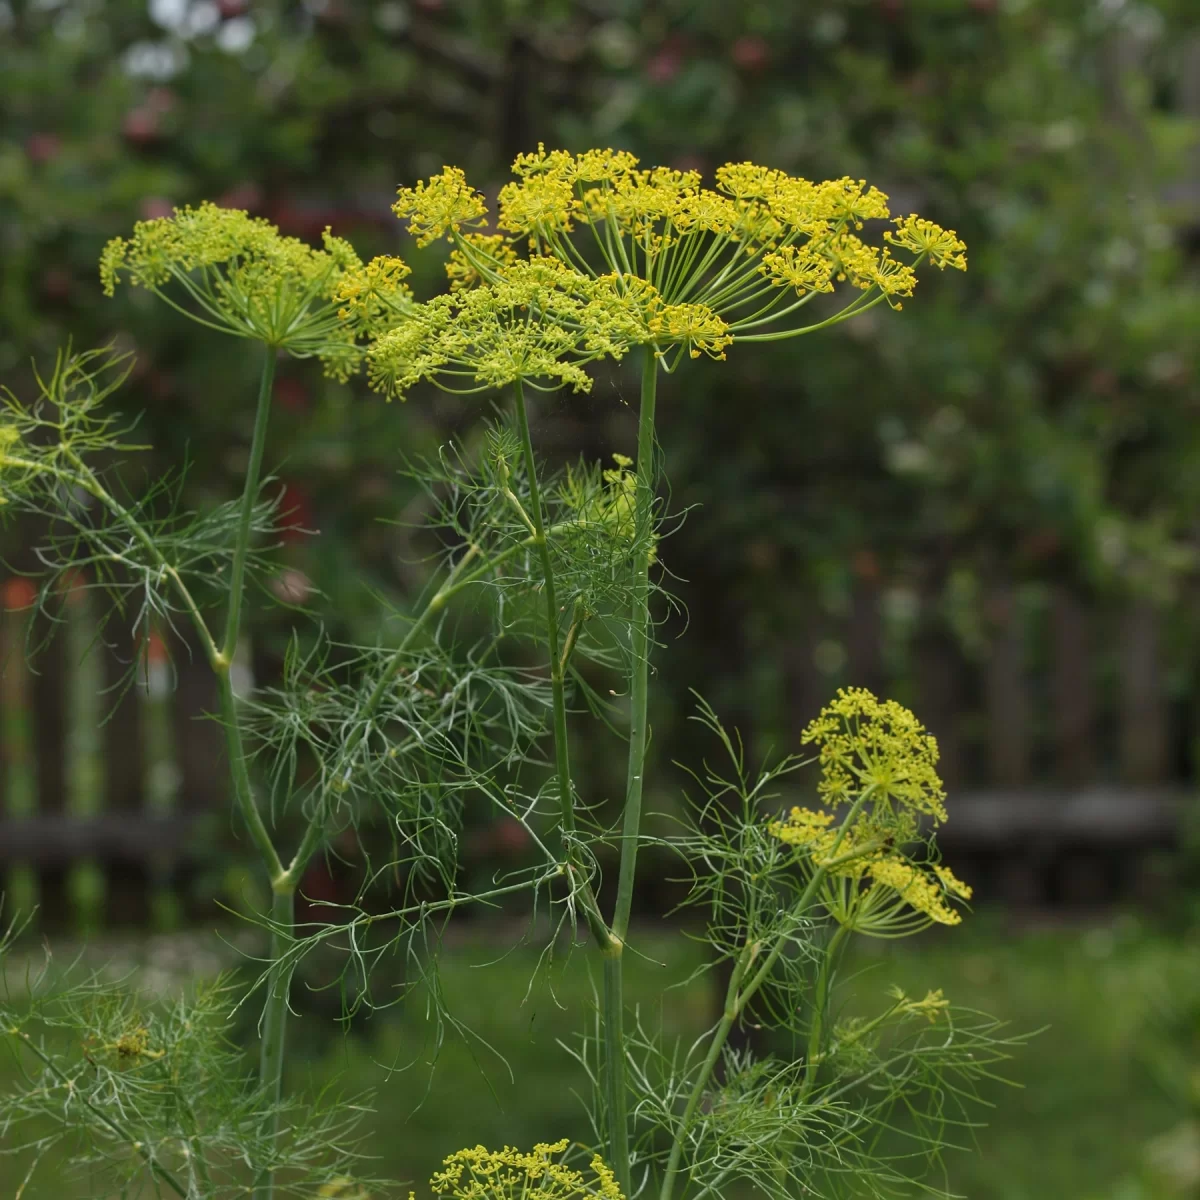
884;214;968;271
430;1140;624;1200
499;173;581;241
334;255;414;336
393;166;489;247
365;258;630;402
759;244;836;296
585;275;731;360
890;985;951;1022
511;144;641;185
379;151;968;386
865;855;971;926
99;204;364;377
801;687;947;826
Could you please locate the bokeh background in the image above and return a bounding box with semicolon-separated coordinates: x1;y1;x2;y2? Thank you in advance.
3;1;1200;1197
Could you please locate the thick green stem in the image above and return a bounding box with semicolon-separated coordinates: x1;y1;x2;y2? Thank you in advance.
253;886;295;1200
600;347;659;1196
613;347;659;941
602;953;631;1197
209;346;285;880
804;925;848;1093
222;345;276;662
511;379;611;949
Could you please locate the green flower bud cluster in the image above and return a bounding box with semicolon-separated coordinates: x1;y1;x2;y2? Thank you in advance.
100;202;374;379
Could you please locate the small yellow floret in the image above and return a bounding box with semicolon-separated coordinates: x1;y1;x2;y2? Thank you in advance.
393;167;488;247
885;215;968;271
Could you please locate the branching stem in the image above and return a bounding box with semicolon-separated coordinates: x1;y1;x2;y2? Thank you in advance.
511;378;612;950
658;788;878;1200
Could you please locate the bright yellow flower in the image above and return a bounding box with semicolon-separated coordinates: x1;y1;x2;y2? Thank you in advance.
430;1140;624;1200
885;215;968;270
801;687;947;825
334;255;413;335
759;245;836;296
498;173;581;240
393;166;489;247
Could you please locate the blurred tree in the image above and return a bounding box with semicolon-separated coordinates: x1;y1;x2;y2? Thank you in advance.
3;0;1199;799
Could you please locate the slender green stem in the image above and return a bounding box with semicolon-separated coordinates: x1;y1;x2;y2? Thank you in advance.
659;941;756;1200
217;667;284;880
222;345;277;662
599;346;660;1198
511;379;611;949
804;925;848;1093
253;887;295;1200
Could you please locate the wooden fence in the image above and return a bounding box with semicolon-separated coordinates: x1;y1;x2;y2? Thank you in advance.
0;566;1191;931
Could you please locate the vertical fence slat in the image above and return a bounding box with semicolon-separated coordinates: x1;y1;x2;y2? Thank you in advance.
1051;587;1094;784
103;605;149;926
1120;600;1168;784
847;554;884;695
984;581;1031;787
170;626;225;918
30;592;70;928
914;589;965;791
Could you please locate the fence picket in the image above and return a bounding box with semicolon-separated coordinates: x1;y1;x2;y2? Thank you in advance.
1119;600;1168;784
983;582;1031;787
102;604;149;926
1051;588;1094;784
168;626;226;917
30;592;70;928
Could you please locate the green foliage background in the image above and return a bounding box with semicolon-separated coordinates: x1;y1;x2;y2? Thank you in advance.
5;0;1199;761
4;2;1200;1198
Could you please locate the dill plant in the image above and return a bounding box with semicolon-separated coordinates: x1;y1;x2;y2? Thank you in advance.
0;150;1020;1198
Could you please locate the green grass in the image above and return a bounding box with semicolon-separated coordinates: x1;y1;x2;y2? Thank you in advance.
1;914;1194;1198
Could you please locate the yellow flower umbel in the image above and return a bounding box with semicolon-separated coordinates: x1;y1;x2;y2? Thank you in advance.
385;147;966;374
770;688;973;936
100;202;381;379
430;1140;624;1200
364;256;633;402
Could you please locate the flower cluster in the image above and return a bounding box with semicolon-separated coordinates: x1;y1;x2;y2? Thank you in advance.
377;147;968;386
364;258;630;401
771;802;973;929
334;255;414;337
392;166;488;247
100;202;367;377
800;687;947;829
430;1140;624;1200
768;689;973;931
